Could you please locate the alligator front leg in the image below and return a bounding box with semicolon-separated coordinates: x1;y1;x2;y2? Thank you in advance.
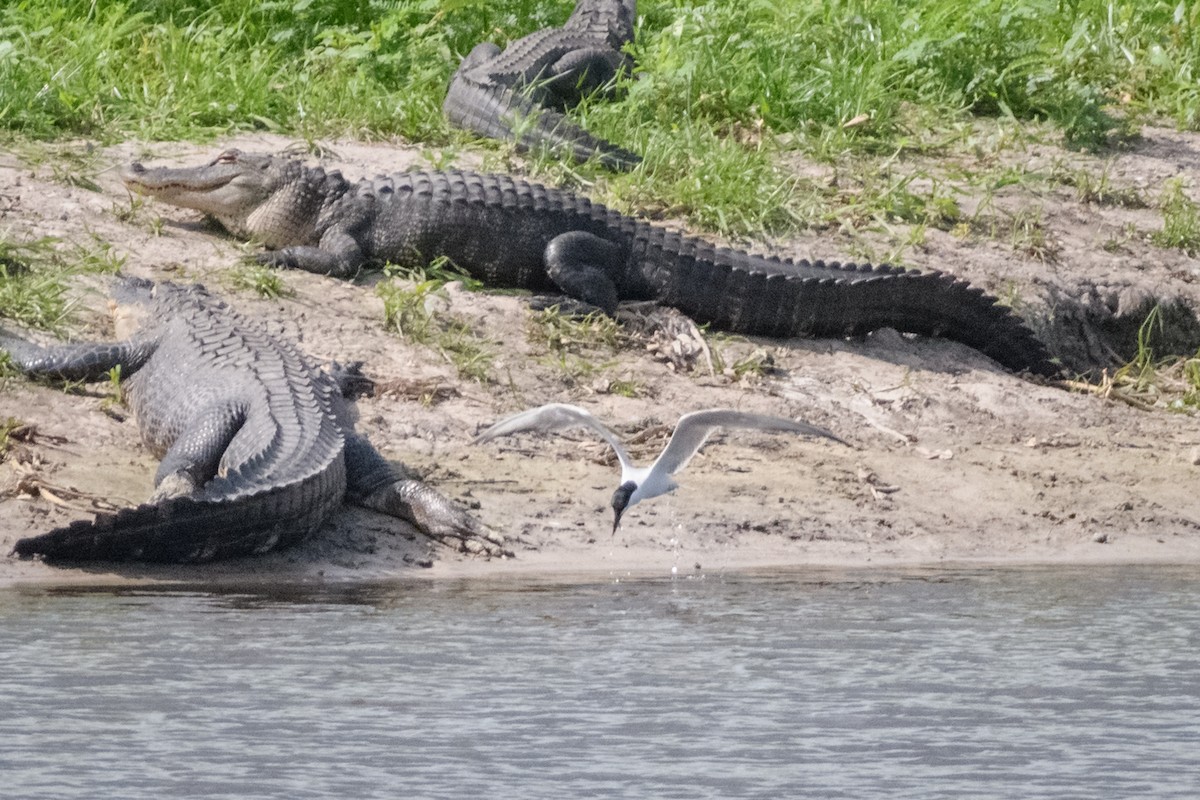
343;433;510;558
0;333;154;383
257;228;364;278
357;479;510;557
543;230;626;314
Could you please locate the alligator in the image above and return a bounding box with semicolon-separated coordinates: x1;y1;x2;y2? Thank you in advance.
2;277;508;564
443;0;640;170
121;150;1059;376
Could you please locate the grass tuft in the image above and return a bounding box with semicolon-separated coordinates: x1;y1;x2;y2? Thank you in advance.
382;255;484;291
377;274;493;382
226;264;293;299
1150;179;1200;255
530;306;625;353
1052;161;1149;209
1069;305;1200;413
0;237;74;332
527;305;627;384
0;416;27;458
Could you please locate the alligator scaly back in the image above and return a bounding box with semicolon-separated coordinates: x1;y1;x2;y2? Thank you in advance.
123;154;1057;375
361;170;1057;375
637;236;1057;375
443;77;641;171
7;277;508;564
6;278;347;563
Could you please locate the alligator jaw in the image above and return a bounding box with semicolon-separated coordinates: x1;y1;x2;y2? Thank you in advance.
121;160;238;196
119;151;282;238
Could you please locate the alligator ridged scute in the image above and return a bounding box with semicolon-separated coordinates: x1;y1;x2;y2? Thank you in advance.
5;278;349;563
6;277;507;564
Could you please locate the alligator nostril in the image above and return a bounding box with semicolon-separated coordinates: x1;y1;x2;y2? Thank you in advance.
128;162;145;173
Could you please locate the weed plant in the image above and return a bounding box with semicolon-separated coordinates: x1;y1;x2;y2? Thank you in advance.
530;306;625;355
528;305;627;384
0;416;26;456
0;237;74;332
0;230;126;332
226;263;293;299
1052;161;1150;209
1075;305;1200;413
377;275;493;382
1151;179;1200;255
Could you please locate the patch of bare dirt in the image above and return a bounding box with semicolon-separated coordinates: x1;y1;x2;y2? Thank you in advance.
1;132;1198;588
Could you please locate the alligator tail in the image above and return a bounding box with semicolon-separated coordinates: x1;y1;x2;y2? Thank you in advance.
12;469;345;564
647;235;1057;375
444;79;641;171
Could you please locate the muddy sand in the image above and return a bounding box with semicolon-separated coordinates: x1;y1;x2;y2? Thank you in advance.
1;132;1198;587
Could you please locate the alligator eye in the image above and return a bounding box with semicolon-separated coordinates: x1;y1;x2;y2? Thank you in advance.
216;150;239;164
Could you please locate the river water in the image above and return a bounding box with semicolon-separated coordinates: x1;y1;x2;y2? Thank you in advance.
1;566;1197;799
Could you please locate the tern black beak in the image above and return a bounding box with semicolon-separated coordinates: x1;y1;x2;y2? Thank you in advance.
610;481;636;537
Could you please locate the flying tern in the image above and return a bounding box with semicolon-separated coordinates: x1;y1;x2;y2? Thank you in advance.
473;403;847;532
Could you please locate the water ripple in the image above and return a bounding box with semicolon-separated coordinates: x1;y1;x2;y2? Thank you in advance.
1;567;1198;799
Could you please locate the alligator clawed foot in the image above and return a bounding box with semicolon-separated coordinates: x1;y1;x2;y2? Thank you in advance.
358;479;513;559
416;504;511;559
257;251;295;269
437;523;512;559
147;471;201;503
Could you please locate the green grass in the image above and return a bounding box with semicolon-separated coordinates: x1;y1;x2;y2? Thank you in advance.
382;256;484;291
0;416;26;457
377;275;494;382
226;263;293;299
0;237;75;332
527;305;629;384
0;231;125;332
70;235;127;274
99;364;124;411
0;352;17;382
715;347;776;382
1;1;1197;240
1051;160;1150;209
529;305;626;354
1071;305;1200;413
0;0;561;142
1151;178;1200;255
378;277;446;344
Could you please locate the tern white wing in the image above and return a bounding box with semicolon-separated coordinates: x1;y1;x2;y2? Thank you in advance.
473;403;634;470
651;409;846;478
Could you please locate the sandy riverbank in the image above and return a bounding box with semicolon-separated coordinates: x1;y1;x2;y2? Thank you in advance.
2;133;1198;588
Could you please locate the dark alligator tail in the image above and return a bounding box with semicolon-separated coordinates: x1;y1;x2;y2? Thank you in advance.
445;81;641;171
12;473;344;564
652;237;1058;376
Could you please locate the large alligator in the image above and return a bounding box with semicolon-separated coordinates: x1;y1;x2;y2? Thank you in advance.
443;0;640;170
2;277;508;564
122;150;1058;376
